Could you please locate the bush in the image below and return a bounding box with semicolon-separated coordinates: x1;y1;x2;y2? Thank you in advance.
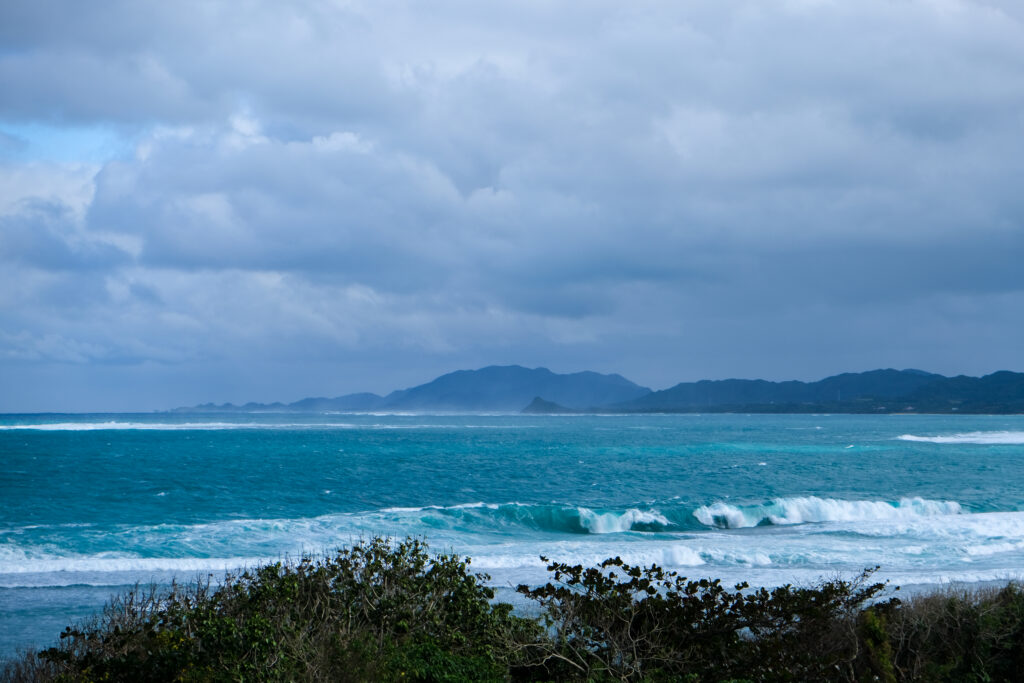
6;540;1024;682
514;557;895;682
887;582;1024;681
15;538;537;682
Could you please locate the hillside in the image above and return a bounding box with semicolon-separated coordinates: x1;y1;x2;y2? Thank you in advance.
175;367;1024;414
610;369;1024;414
175;365;651;413
380;365;649;411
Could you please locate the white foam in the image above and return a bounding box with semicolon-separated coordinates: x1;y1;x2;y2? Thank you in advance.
702;548;774;566
0;421;535;431
467;541;706;574
965;541;1024;557
664;545;706;566
898;431;1024;445
0;421;355;431
331;508;1024;586
693;496;962;529
379;502;498;513
694;502;749;529
578;508;670;534
376;502;671;535
0;555;265;580
9;505;1024;595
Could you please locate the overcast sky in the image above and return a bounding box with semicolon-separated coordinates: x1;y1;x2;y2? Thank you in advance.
2;0;1024;411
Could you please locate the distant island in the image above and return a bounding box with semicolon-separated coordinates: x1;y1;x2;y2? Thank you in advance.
177;366;649;413
174;365;1024;414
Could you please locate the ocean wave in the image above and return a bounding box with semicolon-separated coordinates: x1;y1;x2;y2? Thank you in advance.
898;431;1024;445
0;421;365;431
0;554;262;576
0;542;266;585
964;541;1024;557
380;502;674;535
9;510;1024;591
379;502;496;513
692;496;963;529
0;544;708;588
0;503;679;578
0;421;534;431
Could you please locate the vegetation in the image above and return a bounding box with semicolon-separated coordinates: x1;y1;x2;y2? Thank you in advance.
4;538;1024;681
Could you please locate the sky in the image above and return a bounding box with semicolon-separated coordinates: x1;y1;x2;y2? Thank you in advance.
2;0;1024;412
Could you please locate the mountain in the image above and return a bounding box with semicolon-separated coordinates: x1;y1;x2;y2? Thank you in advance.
521;396;580;414
175;367;1024;414
901;371;1024;413
178;393;385;413
612;369;944;412
609;369;1024;414
285;393;387;412
174;365;651;413
379;365;650;411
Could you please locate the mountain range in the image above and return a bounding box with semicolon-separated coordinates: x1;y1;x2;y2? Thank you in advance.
181;365;650;413
177;366;1024;414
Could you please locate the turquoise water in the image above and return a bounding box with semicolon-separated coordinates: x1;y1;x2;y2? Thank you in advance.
3;412;1024;657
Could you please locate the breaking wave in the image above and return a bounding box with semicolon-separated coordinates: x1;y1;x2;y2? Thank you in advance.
692;496;963;529
10;504;1024;593
898;431;1024;445
382;503;674;535
0;421;356;431
0;421;530;431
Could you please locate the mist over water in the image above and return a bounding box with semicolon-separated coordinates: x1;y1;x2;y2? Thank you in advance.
4;413;1024;658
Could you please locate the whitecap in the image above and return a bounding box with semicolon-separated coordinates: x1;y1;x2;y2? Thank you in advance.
898;431;1024;445
0;421;355;431
693;496;963;529
578;508;670;534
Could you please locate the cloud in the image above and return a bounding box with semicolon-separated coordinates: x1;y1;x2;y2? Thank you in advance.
0;199;130;271
2;0;1024;409
0;129;27;156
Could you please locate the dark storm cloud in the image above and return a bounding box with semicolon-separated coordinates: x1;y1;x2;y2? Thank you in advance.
2;0;1024;410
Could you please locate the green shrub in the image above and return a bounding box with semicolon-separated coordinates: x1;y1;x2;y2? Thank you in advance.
7;540;1024;683
888;582;1024;682
20;538;537;682
515;557;894;682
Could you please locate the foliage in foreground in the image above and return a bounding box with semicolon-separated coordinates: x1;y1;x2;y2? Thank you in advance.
10;538;534;682
4;538;1024;682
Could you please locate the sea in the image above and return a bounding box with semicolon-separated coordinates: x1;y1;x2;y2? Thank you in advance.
3;412;1024;659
